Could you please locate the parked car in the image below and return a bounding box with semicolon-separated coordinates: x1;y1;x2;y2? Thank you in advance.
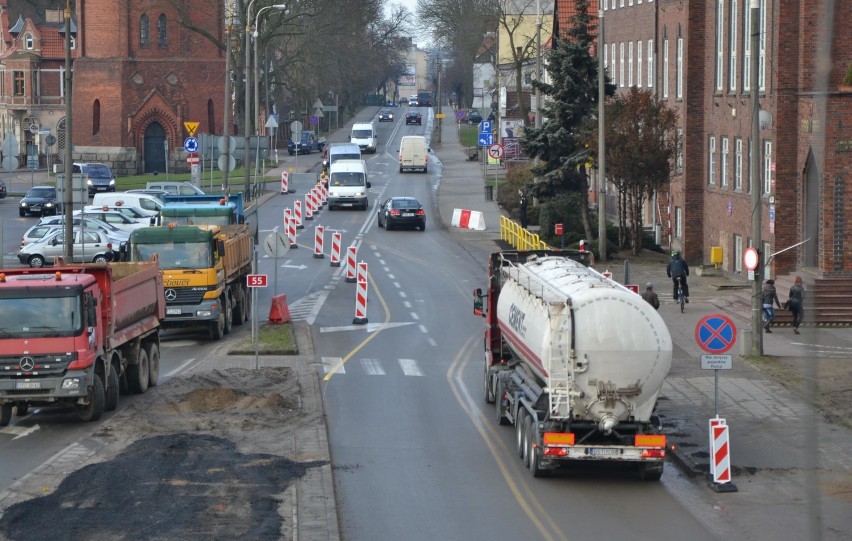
467;110;483;125
288;132;325;155
378;109;394;122
377;196;426;231
125;188;171;201
0;178;6;199
19;186;59;217
399;97;409;105
72;162;116;196
405;111;422;125
17;228;121;268
37;215;130;245
73;209;151;233
145;181;205;195
85;204;155;224
20;224;63;248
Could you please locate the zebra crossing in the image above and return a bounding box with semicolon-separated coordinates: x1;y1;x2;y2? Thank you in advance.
320;356;429;377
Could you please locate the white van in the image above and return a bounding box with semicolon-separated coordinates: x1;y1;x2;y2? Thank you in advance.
92;192;162;216
350;123;377;154
399;136;429;173
328;159;370;210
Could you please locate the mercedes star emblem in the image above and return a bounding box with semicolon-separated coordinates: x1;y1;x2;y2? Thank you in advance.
20;357;35;371
165;289;177;301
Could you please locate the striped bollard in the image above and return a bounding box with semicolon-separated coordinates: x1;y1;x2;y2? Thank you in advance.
352;261;368;324
709;417;737;492
280;171;289;194
330;232;342;267
313;225;325;258
294;200;304;229
285;215;298;248
320;183;328;205
311;187;321;215
345;245;357;283
283;207;292;227
305;193;314;221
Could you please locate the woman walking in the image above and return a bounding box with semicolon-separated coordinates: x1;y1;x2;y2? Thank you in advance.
788;276;806;334
761;279;782;333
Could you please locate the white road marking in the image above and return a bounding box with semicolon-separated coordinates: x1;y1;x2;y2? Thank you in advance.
419;324;428;333
322;356;345;375
398;358;423;376
164;357;197;378
410;312;419;320
319;322;415;333
0;424;41;439
361;358;386;375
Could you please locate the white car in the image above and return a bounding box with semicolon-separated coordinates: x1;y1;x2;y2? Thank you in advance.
17;228;121;268
84;204;155;225
36;215;130;245
72;209;150;233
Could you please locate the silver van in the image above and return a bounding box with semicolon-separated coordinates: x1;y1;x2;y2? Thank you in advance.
145;181;205;195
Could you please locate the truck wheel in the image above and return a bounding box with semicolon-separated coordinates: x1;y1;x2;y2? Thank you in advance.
527;423;548;477
127;347;150;394
484;367;495;404
222;294;233;335
522;416;532;467
209;316;225;340
516;410;527;458
0;404;12;426
146;343;160;388
105;363;120;411
639;462;664;481
495;377;509;425
76;374;106;422
15;402;29;416
233;285;247;325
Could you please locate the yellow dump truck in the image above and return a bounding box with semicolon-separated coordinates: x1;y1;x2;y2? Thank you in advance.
130;224;252;339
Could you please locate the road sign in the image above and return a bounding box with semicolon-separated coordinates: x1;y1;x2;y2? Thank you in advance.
183;122;199;137
488;143;504;160
246;274;268;288
480;120;492;133
309;115;319;125
701;354;733;370
743;247;759;270
184;137;199;153
455;110;465;121
290;120;303;134
263;229;289;258
695;314;737;354
29;123;38;135
478;133;494;147
186;152;200;166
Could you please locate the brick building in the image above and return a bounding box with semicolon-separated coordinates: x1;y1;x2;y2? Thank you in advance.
0;0;227;177
559;0;851;279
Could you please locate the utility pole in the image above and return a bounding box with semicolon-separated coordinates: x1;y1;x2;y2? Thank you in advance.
223;18;233;195
597;8;607;262
436;56;442;144
749;0;763;356
535;0;542;128
63;0;73;259
243;0;256;200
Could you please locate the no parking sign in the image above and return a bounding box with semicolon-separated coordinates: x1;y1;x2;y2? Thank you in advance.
695;314;737;354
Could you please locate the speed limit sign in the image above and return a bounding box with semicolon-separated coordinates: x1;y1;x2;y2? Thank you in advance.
488;143;504;159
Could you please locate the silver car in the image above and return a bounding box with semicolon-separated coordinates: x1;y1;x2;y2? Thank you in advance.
36;215;130;245
17;228;120;268
72;209;150;233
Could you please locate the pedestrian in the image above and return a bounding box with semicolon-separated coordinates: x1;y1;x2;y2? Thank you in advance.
641;282;660;310
761;279;782;333
666;251;690;302
787;276;805;334
518;189;528;229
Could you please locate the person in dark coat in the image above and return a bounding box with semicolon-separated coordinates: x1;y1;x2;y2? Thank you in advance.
761;279;782;333
641;282;660;310
666;251;689;302
518;189;528;229
788;276;805;334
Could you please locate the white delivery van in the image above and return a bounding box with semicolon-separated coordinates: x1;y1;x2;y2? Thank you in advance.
350;123;377;154
92;192;162;217
328;159;370;210
399;136;429;173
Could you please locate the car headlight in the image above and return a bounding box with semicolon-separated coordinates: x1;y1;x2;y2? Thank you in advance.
45;202;54;207
20;202;28;207
109;179;116;186
87;179;93;186
62;378;81;390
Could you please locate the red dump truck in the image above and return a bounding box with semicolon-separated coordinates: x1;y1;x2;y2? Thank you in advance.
0;261;165;426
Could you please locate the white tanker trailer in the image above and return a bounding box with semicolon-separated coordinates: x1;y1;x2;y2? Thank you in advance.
473;250;673;479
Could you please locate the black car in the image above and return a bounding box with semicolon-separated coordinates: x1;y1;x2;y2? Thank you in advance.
377;196;426;231
74;162;116;196
405;112;422;125
0;178;6;199
19;186;59;217
467;110;483;125
378;109;394;122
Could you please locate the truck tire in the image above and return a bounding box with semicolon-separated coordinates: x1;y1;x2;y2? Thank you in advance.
209;317;225;340
222;294;233;335
127;347;150;394
516;410;527;458
522;416;532;467
146;343;160;388
15;402;29;416
233;285;248;325
0;404;12;426
527;422;547;477
639;462;664;481
495;377;509;425
76;374;106;422
484;366;495;404
105;363;120;411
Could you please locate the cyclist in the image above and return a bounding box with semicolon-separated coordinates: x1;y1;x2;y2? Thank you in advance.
666;251;690;303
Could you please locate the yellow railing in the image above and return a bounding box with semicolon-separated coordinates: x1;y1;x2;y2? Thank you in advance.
500;215;550;250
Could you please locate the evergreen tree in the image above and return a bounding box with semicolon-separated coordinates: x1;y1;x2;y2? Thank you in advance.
522;0;614;244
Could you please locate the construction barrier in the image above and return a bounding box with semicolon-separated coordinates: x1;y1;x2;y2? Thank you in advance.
269;294;291;324
499;215;550;250
313;225;325;258
304;194;313;221
280;171;289;194
451;208;486;230
294;200;304;229
353;261;368;324
285;215;298;248
330;232;342;267
345;245;357;283
709;417;737;492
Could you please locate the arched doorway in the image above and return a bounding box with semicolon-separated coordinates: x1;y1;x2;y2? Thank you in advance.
143;122;166;173
803;150;820;269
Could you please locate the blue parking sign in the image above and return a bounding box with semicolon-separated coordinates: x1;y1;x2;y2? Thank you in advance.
480;120;492;133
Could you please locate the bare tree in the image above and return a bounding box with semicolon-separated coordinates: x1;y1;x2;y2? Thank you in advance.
497;0;550;126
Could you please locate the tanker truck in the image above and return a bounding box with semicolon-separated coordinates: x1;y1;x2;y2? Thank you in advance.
473;250;673;480
0;261;165;426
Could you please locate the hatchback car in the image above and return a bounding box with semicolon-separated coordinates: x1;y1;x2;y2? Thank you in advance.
405;111;422;125
377;197;426;231
378;109;394;122
19;186;59;217
17;228;120;268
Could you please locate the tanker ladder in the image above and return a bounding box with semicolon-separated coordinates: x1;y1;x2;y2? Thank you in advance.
547;300;574;421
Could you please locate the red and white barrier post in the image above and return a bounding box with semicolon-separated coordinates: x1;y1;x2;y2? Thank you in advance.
313;225;325;258
330;232;342;267
283;207;292;227
709;417;737;492
284;215;298;248
345;245;357;283
305;193;314;221
294;200;304;229
353;261;368;324
280;171;289;194
311;187;321;215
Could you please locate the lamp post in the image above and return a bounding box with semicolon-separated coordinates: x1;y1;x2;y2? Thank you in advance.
243;0;259;200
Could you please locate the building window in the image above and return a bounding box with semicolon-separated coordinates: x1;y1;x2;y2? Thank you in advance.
763;140;772;195
735;137;743;191
621;0;625;7
647;39;653;88
734;235;743;273
716;0;724;91
675;207;683;238
93;100;101;136
158;14;168;47
637;41;643;88
25;34;34;50
759;0;766;90
676;35;684;99
709;135;716;186
620;42;625;87
628;41;634;87
747;137;753;193
743;3;751;90
663;38;669;98
721;136;729;188
140;14;149;46
13;71;25;96
729;0;738;92
604;42;608;70
612;44;617;84
676;128;683;174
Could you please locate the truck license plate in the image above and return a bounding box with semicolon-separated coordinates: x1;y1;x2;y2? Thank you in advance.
167;308;182;315
15;381;41;390
588;448;620;456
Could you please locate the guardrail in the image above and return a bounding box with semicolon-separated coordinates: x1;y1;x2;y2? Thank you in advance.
500;215;550;250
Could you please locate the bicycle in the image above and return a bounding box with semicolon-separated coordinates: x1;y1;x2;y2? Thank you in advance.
675;276;685;313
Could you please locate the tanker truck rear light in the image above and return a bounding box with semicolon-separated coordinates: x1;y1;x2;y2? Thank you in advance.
641;449;666;459
543;447;568;457
543;432;575;446
634;434;666;448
